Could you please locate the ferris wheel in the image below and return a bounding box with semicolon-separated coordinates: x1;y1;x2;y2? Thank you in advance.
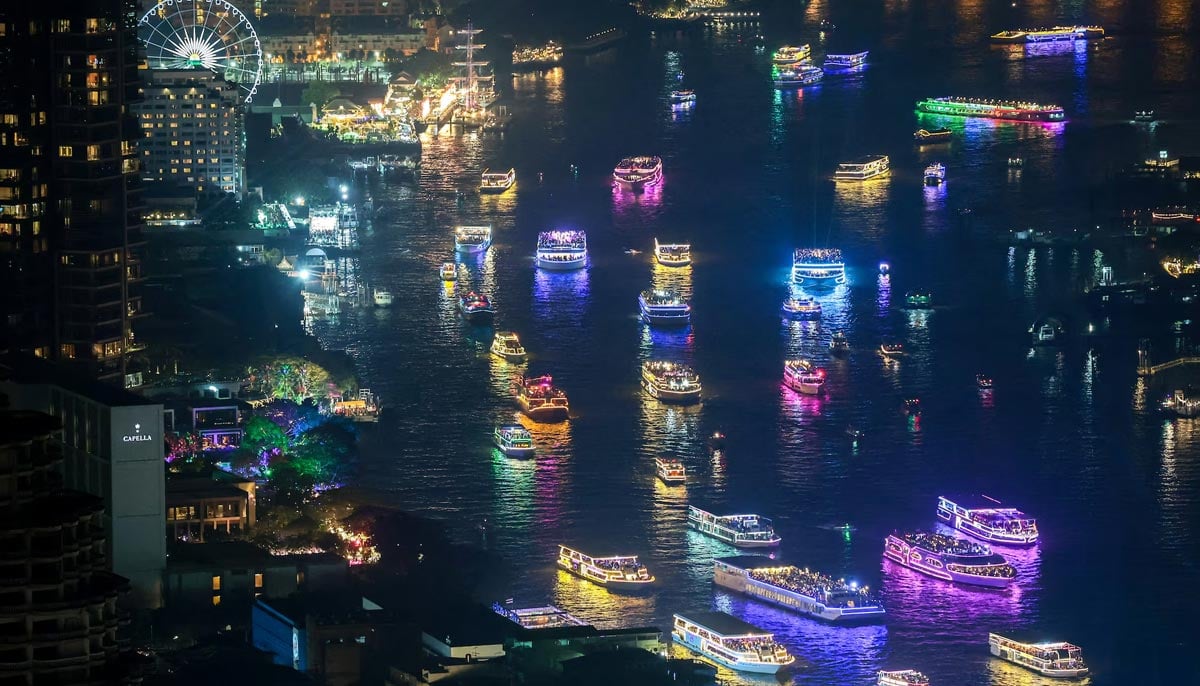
139;0;263;103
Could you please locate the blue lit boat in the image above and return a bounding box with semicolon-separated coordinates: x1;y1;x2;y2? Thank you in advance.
714;556;886;623
536;230;587;270
639;289;691;326
792;248;846;285
672;612;794;674
824;51;869;68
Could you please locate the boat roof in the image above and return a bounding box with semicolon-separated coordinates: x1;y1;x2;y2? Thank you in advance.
839;155;888;165
689;505;765;519
940;494;1026;511
990;634;1081;650
675;611;771;638
559;544;639;561
716;555;787;570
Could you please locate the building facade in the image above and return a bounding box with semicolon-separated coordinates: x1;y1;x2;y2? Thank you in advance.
137;69;246;197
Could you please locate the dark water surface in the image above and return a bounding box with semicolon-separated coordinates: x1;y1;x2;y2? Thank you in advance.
309;2;1199;683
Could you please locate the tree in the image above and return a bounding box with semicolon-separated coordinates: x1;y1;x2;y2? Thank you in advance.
292;419;358;487
254;355;333;402
259;398;323;437
242;416;290;458
301;81;339;108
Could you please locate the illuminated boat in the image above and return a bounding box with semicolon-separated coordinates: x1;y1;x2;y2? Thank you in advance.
493;425;535;458
1008;157;1025;168
771;44;811;65
830;331;849;354
783;360;825;395
824;51;869;68
915;97;1065;123
1134;109;1156;123
1162;389;1200;418
903;398;921;416
454;225;493;254
905;290;933;308
880;342;905;357
989;634;1089;678
613;156;663;191
557;545;655;590
835;155;890;181
439;262;457;280
672;612;794;674
773;65;823;88
688;506;781;548
990;26;1104;43
781;296;821;319
480;167;515;193
714;556;885;623
914;128;952;143
883;532;1016;588
792;248;846;285
937;495;1038;546
655;457;686;484
373;289;394;307
515;376;569;422
490;331;528;363
923;163;946;186
458;291;494;323
642;360;702;403
536;230;587;271
511;41;563;70
639;289;691;326
670;89;696;106
976;374;993;389
877;670;930;686
654;239;692;267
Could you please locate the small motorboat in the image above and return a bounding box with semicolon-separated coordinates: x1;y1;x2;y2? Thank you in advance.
707;431;726;450
782;296;822;319
1008;157;1024;168
976;374;994;389
880;342;905;357
624;248;642;255
830;331;850;354
846;426;864;441
903;398;921;416
879;261;890;276
439;262;457;281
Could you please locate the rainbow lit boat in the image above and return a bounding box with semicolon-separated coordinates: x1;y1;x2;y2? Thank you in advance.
515;375;569;422
916;97;1065;122
688;506;780;548
613;156;663;191
883;532;1016;588
771;44;811;65
783;359;825;395
672;612;794;674
878;670;930;686
989;634;1089;678
792;248;846;285
990;26;1104;43
536;230;587;270
936;495;1038;546
493;425;535;458
714;556;885;623
557;545;655;590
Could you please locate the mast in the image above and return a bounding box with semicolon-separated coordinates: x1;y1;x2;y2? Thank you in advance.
453;21;493;112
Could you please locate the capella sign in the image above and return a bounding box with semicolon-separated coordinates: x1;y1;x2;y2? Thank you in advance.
122;423;154;443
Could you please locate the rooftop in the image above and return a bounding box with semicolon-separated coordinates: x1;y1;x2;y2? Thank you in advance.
674;611;769;638
0;354;159;408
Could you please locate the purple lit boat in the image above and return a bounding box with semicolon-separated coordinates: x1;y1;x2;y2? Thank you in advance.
883;532;1015;588
936;495;1038;546
613;156;663;191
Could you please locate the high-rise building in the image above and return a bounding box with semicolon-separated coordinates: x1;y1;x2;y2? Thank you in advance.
329;0;407;15
0;1;148;389
136;69;246;197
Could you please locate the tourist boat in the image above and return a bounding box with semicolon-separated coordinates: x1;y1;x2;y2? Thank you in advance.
439;262;457;280
903;398;921;416
688;506;781;548
990;26;1105;43
905;290;933;308
707;431;726;450
672;612;794;674
515;375;569;422
1030;317;1064;345
914;128;952;143
377;153;420;173
937;495;1039;546
613;156;663;191
781;296;821;319
536;230;588;270
1008;157;1025;168
493;425;535;458
883;532;1016;587
458;291;495;323
511;41;563;70
879;261;891;276
454;225;493;254
835;155;891;181
642;360;702;403
988;634;1089;678
1162;389;1200;418
783;360;825;395
490;331;528;363
670;89;696;106
923;163;946;185
714;556;885;623
639;289;691;326
877;670;930;686
880;342;905;357
557;545;655;590
792;248;846;285
1134;109;1156;123
654;239;692;267
373;289;394;307
773;65;823;88
655;457;686;484
480;167;515;193
916;97;1066;123
976;374;994;389
771;44;811;65
830;331;850;354
824;51;868;68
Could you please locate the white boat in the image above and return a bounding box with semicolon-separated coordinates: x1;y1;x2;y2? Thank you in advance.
639;289;691;326
655;457;686;484
773;65;823;87
480;167;515;193
936;495;1038;546
781;296;821;318
880;342;905;357
613;156;663;191
642;361;701;403
835;155;890;181
825;51;869;68
688;506;781;548
924;163;946;185
654;238;692;267
373;289;393;307
439;262;457;280
783;359;825;395
536;230;587;271
454;225;493;254
877;669;930;686
672;612;794;674
557;545;654;590
490;331;528;363
670;89;696;106
714;556;886;623
883;532;1016;588
493;425;535;458
792;248;846;285
989;634;1089;678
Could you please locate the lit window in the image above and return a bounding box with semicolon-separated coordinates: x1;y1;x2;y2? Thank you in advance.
86;145;100;161
211;575;221;591
54;19;70;33
212;595;221;606
254;573;263;589
57;145;72;158
59;343;75;359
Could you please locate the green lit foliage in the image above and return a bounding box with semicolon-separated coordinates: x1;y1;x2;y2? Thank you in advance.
254;356;333;402
242;415;290;458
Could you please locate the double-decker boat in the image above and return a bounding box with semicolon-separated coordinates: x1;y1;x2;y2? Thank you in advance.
792;248;847;285
714;556;885;623
877;670;930;686
688;506;781;548
458;291;495;323
937;495;1038;546
536;230;587;271
835;155;891;181
480;167;515;193
782;296;821;318
914;127;952;143
773;65;823;88
830;331;850;354
493;425;535;458
613;156;663;191
439;262;457;280
783;360;825;395
990;26;1105;43
515;375;569;422
883;532;1016;588
880;342;905;357
771;44;811;65
373;289;394;307
654;239;692;267
825;51;869;68
923;163;946;186
490;331;528;363
642;361;702;403
639;289;691;326
989;634;1089;678
454;225;493;254
916;97;1066;123
511;41;563;70
905;290;933;308
670;89;696;106
557;545;654;590
672;612;794;674
655;457;686;484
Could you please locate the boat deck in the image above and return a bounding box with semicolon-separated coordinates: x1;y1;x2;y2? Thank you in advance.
677;611;770;638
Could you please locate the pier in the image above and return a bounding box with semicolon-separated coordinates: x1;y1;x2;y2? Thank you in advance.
1137;357;1200;376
